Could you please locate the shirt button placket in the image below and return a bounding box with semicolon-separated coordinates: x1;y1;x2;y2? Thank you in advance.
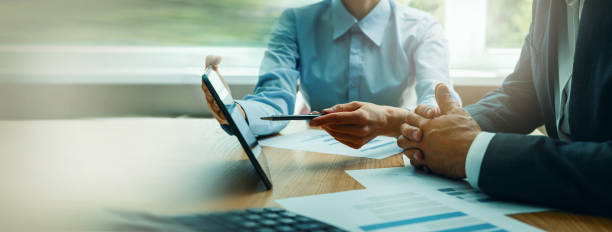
348;26;362;102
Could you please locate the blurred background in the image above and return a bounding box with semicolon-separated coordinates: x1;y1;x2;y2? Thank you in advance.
0;0;532;119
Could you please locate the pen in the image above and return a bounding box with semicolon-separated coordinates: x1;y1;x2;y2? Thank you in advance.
260;114;322;121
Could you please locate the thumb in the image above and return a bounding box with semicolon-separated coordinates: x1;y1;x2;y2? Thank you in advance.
323;101;362;114
205;55;222;71
435;83;459;114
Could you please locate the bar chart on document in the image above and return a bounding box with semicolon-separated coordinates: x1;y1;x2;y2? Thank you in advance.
353;192;503;232
437;187;492;203
277;187;541;232
258;129;402;159
346;167;548;215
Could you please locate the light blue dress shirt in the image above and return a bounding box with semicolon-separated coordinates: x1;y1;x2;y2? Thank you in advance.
465;0;584;188
234;0;460;136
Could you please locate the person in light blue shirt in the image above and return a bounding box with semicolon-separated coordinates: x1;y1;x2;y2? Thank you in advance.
202;0;461;140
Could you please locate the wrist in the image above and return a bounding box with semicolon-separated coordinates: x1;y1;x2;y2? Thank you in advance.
382;107;409;137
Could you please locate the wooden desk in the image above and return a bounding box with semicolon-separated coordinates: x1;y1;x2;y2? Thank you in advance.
0;118;610;231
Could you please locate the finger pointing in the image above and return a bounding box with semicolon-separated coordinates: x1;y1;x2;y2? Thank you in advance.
323;101;362;114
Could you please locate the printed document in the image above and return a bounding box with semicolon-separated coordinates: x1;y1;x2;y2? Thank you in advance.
277;186;543;232
258;129;402;159
346;167;549;215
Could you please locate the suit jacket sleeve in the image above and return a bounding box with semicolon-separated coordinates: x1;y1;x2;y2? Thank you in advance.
464;3;612;215
479;133;612;216
464;33;544;134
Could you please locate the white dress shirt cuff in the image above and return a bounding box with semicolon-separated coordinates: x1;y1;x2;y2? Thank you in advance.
465;131;496;189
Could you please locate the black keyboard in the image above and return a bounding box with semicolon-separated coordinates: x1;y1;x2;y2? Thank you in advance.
168;207;346;232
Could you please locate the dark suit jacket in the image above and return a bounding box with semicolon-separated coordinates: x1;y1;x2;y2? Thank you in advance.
464;0;612;216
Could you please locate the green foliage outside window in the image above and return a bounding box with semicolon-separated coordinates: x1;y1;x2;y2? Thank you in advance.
486;0;532;48
0;0;530;48
0;0;284;46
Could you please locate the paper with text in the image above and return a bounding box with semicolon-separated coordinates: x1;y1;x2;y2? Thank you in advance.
277;186;542;232
258;129;402;159
346;167;549;215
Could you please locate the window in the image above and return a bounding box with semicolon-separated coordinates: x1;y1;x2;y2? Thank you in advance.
3;0;448;46
0;0;313;46
445;0;532;75
1;0;532;84
400;0;446;25
486;0;532;49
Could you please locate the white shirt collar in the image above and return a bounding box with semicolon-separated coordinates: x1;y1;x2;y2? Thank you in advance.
331;0;390;46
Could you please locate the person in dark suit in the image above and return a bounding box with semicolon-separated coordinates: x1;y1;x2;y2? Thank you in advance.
394;0;612;215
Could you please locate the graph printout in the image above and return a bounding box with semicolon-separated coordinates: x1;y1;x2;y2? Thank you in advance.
346;167;549;215
277;186;543;232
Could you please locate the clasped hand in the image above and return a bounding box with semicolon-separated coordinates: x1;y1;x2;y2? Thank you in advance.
308;83;481;180
397;83;482;179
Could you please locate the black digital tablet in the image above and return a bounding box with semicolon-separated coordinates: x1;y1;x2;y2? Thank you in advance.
202;67;272;190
